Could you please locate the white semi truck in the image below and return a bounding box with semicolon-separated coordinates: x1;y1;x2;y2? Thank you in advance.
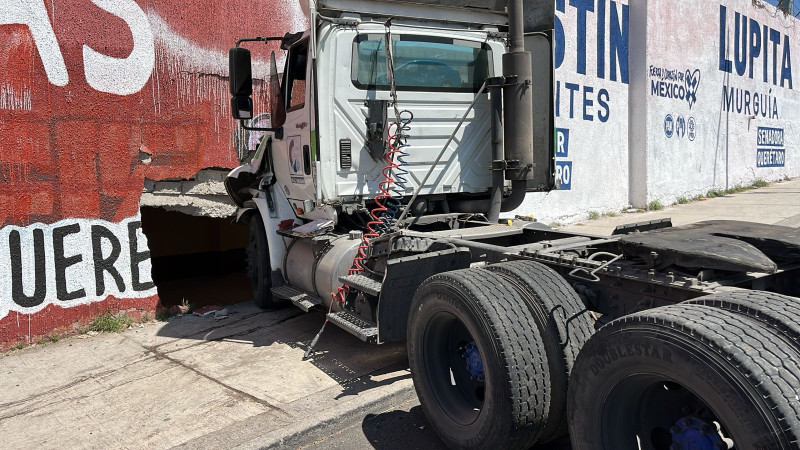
223;1;800;448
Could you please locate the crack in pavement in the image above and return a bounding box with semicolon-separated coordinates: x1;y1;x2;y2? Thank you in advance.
1;310;304;425
0;354;153;412
116;309;310;417
0;358;172;423
775;213;800;228
137;338;291;418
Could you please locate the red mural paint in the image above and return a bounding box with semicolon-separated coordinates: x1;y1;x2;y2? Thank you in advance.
0;295;159;350
0;0;305;345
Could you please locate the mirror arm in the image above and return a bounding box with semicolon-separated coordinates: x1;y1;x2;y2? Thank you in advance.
239;120;283;139
236;36;284;47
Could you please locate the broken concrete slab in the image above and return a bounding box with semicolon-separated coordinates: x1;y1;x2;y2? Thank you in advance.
139;192;236;218
141;168;234;217
195;169;228;183
140;169;235;217
180;179;228;196
152;181;182;195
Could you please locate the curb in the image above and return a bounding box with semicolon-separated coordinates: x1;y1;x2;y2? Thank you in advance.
236;364;417;449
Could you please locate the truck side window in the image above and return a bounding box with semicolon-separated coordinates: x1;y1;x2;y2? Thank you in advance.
286;39;308;112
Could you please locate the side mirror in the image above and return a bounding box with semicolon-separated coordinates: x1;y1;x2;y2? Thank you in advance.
269;51;286;128
229;47;253;119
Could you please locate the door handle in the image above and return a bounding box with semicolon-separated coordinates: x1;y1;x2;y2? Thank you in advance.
302;145;312;175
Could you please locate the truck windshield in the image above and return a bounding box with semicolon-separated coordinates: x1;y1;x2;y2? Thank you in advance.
352;35;492;92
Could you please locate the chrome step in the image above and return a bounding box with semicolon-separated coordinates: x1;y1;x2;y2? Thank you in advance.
327;310;378;343
338;274;382;297
271;285;322;312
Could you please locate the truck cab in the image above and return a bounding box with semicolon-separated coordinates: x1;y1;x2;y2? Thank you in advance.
224;0;550;308
227;0;513;223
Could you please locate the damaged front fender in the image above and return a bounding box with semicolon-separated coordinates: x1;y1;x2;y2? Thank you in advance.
225;135;274;207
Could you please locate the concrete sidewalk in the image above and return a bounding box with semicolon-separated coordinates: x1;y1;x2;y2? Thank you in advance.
563;178;800;234
2;178;799;450
0;304;413;449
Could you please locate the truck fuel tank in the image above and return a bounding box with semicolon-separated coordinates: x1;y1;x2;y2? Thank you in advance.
284;233;362;309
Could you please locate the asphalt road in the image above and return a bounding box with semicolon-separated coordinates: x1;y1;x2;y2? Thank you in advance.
298;396;572;450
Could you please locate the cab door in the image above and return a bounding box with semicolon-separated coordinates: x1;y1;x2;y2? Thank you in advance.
273;37;317;217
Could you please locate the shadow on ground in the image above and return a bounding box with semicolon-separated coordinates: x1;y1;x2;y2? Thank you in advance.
153;300;410;399
303;401;573;449
361;405;448;449
361;405;573;450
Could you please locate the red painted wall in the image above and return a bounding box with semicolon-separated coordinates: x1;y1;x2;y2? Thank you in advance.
0;0;302;348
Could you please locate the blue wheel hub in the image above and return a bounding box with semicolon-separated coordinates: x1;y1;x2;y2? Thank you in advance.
462;342;484;379
670;416;726;450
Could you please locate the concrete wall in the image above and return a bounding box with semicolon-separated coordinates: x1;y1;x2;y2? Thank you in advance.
517;0;632;223
0;0;304;347
516;0;798;222
633;0;799;206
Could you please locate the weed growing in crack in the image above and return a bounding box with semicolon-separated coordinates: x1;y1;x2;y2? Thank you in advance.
647;200;664;211
83;312;133;334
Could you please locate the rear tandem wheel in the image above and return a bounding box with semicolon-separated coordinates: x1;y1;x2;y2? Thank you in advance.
568;303;800;450
485;260;595;443
686;290;800;349
407;268;550;450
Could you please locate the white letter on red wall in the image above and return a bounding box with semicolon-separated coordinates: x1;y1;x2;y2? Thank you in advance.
82;0;154;95
0;0;69;86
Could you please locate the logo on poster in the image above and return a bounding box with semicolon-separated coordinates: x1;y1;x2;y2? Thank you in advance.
685;70;700;109
650;66;702;110
664;115;675;138
675;116;686;139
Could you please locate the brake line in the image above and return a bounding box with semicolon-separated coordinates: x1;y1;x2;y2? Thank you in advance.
306;19;410;358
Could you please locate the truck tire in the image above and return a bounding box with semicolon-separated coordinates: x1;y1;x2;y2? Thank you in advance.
407;268;549;450
246;214;275;308
686;290;800;349
485;260;594;443
568;304;800;450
